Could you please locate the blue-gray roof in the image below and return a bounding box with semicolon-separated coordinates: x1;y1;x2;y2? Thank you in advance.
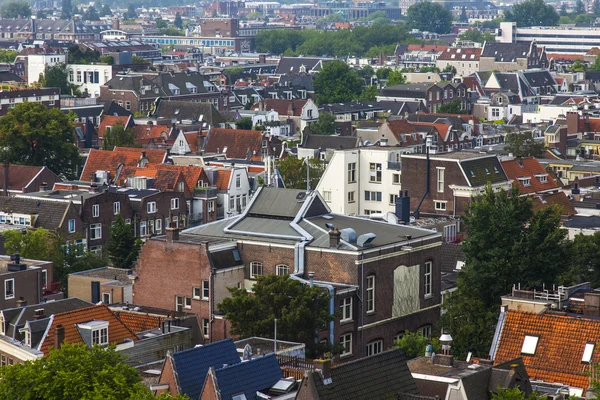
214;354;283;400
172;338;240;400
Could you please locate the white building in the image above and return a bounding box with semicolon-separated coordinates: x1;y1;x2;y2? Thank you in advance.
496;21;600;54
316;146;406;216
27;54;67;84
67;64;113;98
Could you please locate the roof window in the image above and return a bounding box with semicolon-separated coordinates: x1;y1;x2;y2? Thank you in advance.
521;335;539;355
583;342;595;363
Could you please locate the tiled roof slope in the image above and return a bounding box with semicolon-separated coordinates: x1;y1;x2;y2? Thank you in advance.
214;170;232;190
494;310;600;393
172;338;240;400
81;148;167;181
145;164;207;190
0;196;71;230
312;349;418;400
41;304;137;354
213;354;282;400
531;192;575;216
0;165;47;191
460;156;508;187
204;128;263;160
501;157;558;194
114;311;165;334
98;116;131;138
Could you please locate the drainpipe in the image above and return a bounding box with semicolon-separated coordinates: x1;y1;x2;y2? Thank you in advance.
414;135;432;219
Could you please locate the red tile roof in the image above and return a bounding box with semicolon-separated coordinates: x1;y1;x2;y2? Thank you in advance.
410;122;452;141
80;148;167;182
586;47;600;56
133;124;171;144
114;311;166;334
204;128;263;160
256;99;309;117
407;44;448;52
184;132;199;153
531;192;576;216
145;163;207;191
98;116;131;139
547;53;584;61
437;47;482;61
214;170;232;190
494;310;600;394
0;165;47;192
41;304;137;354
501;157;559;195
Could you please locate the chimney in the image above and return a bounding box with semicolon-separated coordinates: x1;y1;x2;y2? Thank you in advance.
3;161;8;196
89;182;99;193
15;297;27;307
33;308;45;320
54;324;65;350
39;182;48;192
380;135;388;146
395;190;411;224
112;17;120;30
308;272;315;287
165;222;179;243
434;333;454;366
314;358;331;380
329;227;341;248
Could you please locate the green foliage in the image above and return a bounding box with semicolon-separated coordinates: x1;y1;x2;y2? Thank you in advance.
174;12;183;29
0;343;183;400
443;64;457;73
504;0;559;27
276;156;324;190
317;13;344;24
218;275;333;351
3;229;60;262
359;85;379;101
407;2;453;34
566;232;600;286
124;4;137;20
376;67;392;80
357;65;375;80
254;24;412;58
159;26;184;36
394;331;439;359
504;131;545;157
459;6;468;22
99;55;115;65
438;99;466;114
67;45;101;65
360;10;390;25
236;117;253;130
0;102;80;179
309;112;336;135
102;121;135;150
62;0;72;19
131;55;149;64
225;66;245;83
39;63;81;96
0;50;18;63
560;3;568;16
1;1;31;18
99;4;112;16
156;18;168;29
575;0;586;15
594;0;600;16
458;29;496;44
480;18;503;29
314;60;364;104
491;387;548;400
590;54;600;72
105;214;141;268
386;69;406;86
570;59;587;72
439;186;567;358
84;5;100;21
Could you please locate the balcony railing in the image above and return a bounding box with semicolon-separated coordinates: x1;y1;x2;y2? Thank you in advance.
43;282;61;296
387;161;402;170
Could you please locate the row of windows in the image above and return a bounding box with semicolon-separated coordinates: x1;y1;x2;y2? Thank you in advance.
339;325;432;357
250;262;290;278
144;37;235;47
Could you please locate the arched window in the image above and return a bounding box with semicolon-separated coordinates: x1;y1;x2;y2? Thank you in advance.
250;262;263;279
276;264;289;276
366;339;383;356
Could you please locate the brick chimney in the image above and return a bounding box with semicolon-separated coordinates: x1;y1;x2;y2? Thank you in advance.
33;308;45;320
54;324;65;350
314;358;331;379
567;111;581;135
165;222;179;243
15;297;27;307
329;228;340;248
39;182;48;192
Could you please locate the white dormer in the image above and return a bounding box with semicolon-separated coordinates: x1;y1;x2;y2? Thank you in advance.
77;320;109;347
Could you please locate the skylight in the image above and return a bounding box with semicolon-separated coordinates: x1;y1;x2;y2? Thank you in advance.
583;343;595;363
521;335;539;355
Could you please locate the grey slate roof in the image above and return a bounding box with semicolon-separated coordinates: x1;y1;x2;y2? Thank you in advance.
247;187;307;219
460;156;508;187
153;99;225;126
310;348;418;400
0;71;23;83
275;57;333;74
172;338;240;400
379;83;431;99
302;134;359;150
0;196;72;230
212;354;283;400
481;42;531;62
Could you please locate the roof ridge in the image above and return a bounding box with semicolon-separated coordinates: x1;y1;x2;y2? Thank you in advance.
173;337;235;357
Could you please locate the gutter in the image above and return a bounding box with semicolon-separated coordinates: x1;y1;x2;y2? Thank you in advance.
414;137;431;219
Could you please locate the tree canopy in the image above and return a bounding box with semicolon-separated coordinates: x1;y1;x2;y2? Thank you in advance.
61;0;72;19
504;131;545;158
1;1;30;18
0;343;186;400
458;29;496;45
0;102;81;179
308;112;336;135
314;60;364;104
102;121;135;150
84;5;100;21
105;214;142;268
174;12;183;29
385;69;406;86
491;388;548;400
0;50;18;63
439;186;567;358
394;331;439;359
39;63;81;96
218;275;333;352
407;2;453;34
276;156;324;190
438;99;466;114
504;0;559;27
236;117;253;130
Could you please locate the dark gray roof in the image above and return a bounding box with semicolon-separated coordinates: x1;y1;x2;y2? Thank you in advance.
153;99;225;126
104;74;155;93
278;73;315;92
379;83;430;99
377;100;426;115
275;57;333;74
481;42;531;62
460;156;508;187
320;101;383;115
0;196;72;230
209;247;243;269
563;215;600;229
0;71;23;83
247;187;307;219
521;70;556;90
310;349;418;400
213;354;283;400
461;368;493;399
104;101;132;117
152;71;213;96
302;134;359;150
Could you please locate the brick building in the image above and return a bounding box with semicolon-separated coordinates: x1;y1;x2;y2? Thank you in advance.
134;187;443;360
0;164;61;196
0;88;59;117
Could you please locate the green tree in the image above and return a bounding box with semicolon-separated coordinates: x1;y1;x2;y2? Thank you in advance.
218;275;333;352
458;29;496;44
570;59;587;72
174;12;183;29
590;53;600;72
309;112;336;135
317;13;344;24
459;6;468;22
594;0;600;16
359;85;379;101
39;63;80;96
124;4;136;20
1;1;31;18
105;214;141;268
276;156;324;190
376;67;392;80
3;228;61;262
504;0;559;27
386;69;406;86
481;18;503;29
102;121;135;150
99;55;114;64
575;0;586;15
313;60;363;104
394;331;440;359
0;343;185;400
358;65;375;80
0;102;80;179
504;131;545;157
236;117;253;130
99;4;112;16
0;50;18;63
158;27;184;36
439;186;567;358
560;3;568;16
131;55;149;64
491;387;548;400
407;2;453;34
566;232;600;286
61;0;72;19
156;18;167;29
84;5;100;21
438;99;466;114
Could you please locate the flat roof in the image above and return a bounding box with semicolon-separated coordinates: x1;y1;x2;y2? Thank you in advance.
70;267;131;285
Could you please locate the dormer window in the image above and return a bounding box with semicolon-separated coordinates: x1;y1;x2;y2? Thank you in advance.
0;314;4;336
518;177;531;187
535;174;548;183
521;334;539;355
78;321;109;347
92;327;109;345
19;327;31;347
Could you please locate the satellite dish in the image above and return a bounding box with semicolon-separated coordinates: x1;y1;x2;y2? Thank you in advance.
243;344;252;361
296;192;306;201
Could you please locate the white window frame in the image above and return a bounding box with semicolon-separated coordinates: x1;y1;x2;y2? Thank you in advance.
276;264;289;276
202;280;209;300
323;190;332;202
92;327;109;345
421;325;432;337
521;335;539;355
437;167;445;193
369;163;382;183
0;314;4;335
366;275;375;313
92;204;100;218
347;162;356;183
340;297;352;322
68;219;76;233
113;202;120;215
175;296;183;312
193;287;201;300
366;339;383;356
347;191;355;203
435;201;447;211
424;262;432;298
171;198;179;210
184;297;192;309
90;223;102;240
250;262;263;279
140;221;147;236
147;201;157;213
583;343;595;363
340;333;352;356
202;318;209;338
155;218;162;234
